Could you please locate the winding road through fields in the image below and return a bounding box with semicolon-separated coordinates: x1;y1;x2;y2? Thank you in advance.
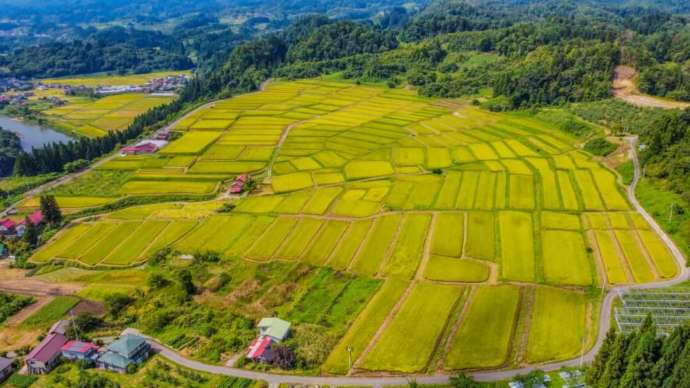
143;136;690;385
4;83;687;384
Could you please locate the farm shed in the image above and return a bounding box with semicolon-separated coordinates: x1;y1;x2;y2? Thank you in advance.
25;333;68;374
120;143;158;156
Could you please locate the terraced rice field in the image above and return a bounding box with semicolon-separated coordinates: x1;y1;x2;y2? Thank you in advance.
43;93;174;137
37;71;187;137
31;80;679;374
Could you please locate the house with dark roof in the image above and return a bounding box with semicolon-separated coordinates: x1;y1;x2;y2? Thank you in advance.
97;334;150;373
61;341;99;362
0;357;13;383
25;332;68;374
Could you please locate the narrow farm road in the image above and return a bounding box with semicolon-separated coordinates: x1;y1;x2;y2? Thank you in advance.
146;136;690;385
0;95;220;219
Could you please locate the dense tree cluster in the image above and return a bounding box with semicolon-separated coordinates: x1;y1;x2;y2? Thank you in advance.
0;127;22;177
287;22;398;63
493;41;619;108
638;62;690;101
12;94;191;176
587;317;690;388
40;195;62;226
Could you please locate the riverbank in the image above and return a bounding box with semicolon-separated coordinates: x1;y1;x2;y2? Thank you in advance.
0;115;73;151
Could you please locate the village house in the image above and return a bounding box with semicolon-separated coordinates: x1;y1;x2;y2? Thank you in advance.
14;210;44;237
229;174;249;194
246;317;291;363
258;317;291;341
97;334;150;373
25;332;68;374
120;140;168;156
0;210;43;238
61;340;100;363
0;357;13;383
246;336;274;363
120;142;158;156
153;131;171;141
0;219;16;236
25;319;71;374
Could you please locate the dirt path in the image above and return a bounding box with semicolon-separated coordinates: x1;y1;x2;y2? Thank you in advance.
4;296;52;326
265;117;316;179
0;263;82;297
438;286;475;371
613;65;690;110
351;281;415;370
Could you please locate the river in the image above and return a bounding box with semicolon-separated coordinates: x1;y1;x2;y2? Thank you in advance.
0;116;73;151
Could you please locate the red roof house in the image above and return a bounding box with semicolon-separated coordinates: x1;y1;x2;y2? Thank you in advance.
120;143;158;155
14;210;44;237
246;336;273;362
61;341;100;361
228;175;250;194
154;131;170;140
27;210;43;225
0;219;16;234
26;333;68;374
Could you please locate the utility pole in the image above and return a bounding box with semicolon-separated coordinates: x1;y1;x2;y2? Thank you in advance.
347;345;353;371
70;309;79;340
669;203;675;224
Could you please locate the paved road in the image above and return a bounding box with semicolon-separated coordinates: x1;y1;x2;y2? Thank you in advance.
146;136;689;385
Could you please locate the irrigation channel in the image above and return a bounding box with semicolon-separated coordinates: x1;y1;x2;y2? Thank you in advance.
136;136;690;385
0;115;73;151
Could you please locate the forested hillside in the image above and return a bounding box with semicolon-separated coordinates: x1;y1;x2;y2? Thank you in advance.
0;0;428;75
1;27;193;78
11;0;690;176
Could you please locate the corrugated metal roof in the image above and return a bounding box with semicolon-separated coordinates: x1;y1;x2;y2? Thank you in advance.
257;317;290;341
61;341;99;354
26;333;68;364
0;357;12;370
247;336;272;359
98;351;130;369
107;334;146;357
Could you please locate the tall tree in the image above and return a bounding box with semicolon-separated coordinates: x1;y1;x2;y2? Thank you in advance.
588;329;618;386
22;216;39;248
619;329;662;388
663;340;690;388
40;195;62;226
599;333;632;388
653;324;690;385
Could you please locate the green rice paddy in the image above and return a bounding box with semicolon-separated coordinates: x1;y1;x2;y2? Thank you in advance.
30;79;679;375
